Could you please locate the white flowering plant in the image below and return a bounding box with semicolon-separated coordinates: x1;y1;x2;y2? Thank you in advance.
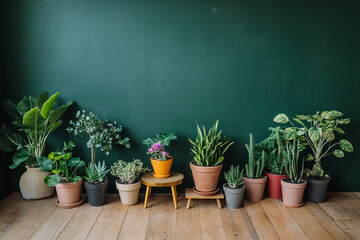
66;110;130;164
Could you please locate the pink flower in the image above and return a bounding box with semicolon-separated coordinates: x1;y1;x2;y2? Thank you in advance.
162;151;168;156
152;142;163;150
148;148;154;153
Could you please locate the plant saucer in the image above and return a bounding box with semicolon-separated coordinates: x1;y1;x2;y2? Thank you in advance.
152;172;171;179
57;197;84;209
280;199;304;208
193;187;219;196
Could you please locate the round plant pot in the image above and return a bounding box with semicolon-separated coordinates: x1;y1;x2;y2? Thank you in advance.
243;175;267;201
84;180;109;207
151;157;173;178
190;161;222;195
56;179;83;206
281;178;307;207
305;177;331;203
265;172;288;199
223;183;245;209
19;167;54;200
116;180;141;205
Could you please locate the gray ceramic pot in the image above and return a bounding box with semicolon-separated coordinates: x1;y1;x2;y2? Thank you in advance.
305;177;331;203
223;184;245;209
84;180;109;206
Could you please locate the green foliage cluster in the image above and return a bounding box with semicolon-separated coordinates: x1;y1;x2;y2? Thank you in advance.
224;165;244;188
189;121;233;166
110;159;150;184
283;139;304;183
245;134;265;178
143;132;177;147
84;161;110;183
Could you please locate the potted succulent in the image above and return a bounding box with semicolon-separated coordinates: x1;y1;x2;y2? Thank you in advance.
143;132;177;178
41;141;85;208
188;120;233;196
256;127;289;199
281;138;306;207
223;165;245;209
83;161;110;206
0;92;72;199
66;110;131;206
243;133;267;201
274;111;353;203
110;159;150;205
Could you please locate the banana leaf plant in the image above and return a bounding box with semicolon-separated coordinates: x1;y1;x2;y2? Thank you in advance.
0;92;72;169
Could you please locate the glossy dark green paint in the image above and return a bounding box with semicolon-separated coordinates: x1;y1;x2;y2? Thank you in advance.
1;0;359;194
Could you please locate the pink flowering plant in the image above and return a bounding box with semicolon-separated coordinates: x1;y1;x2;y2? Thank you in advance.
143;132;177;161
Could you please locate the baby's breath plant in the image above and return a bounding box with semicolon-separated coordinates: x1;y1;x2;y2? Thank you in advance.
110;159;150;184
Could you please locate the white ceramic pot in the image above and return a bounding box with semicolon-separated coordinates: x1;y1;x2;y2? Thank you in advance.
115;180;141;205
19;167;54;199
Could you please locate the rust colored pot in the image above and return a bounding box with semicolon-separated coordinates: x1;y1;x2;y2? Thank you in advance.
265;172;288;199
151;156;173;178
243;175;267;201
55;179;83;205
190;161;222;194
281;178;307;207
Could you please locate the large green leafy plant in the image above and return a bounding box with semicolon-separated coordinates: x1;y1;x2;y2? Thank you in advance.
66;110;131;164
0;92;72;168
189;120;234;166
110;159;150;184
274;111;353;178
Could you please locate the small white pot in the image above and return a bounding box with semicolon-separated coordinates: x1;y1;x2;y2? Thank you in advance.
115;180;141;205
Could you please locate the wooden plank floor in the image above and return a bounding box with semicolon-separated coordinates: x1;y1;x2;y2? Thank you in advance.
0;193;359;240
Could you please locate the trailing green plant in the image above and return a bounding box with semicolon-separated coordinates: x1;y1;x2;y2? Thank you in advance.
224;165;245;188
274;111;353;178
283;139;304;183
84;161;110;184
110;159;150;184
66;110;131;164
0;92;72;168
143;132;177;160
245;133;265;178
41;141;85;186
189;120;234;166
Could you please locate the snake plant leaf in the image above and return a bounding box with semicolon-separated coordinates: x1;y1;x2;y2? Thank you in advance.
339;139;353;152
36;92;49;109
333;149;345;158
323;110;343;119
3;99;21;119
40;92;60;119
335;127;345;134
273;114;289;124
49;101;73;123
44;175;61;187
47;121;63;133
40;158;53;172
22;107;42;129
309;127;322;143
17;95;37;116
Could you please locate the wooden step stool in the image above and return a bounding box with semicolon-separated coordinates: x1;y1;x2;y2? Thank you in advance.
185;188;224;209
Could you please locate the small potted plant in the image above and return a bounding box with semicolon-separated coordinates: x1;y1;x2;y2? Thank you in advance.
243;133;267;201
189;121;234;196
281;138;306;207
0;92;72;199
41;142;85;208
223;165;245;209
66;110;131;206
110;159;150;205
83;161;110;206
143;132;177;178
274;111;353;203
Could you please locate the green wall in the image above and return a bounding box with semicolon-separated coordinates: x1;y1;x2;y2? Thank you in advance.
1;0;359;193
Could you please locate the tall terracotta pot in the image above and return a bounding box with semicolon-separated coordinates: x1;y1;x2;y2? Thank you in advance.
56;179;83;205
151;156;173;178
281;178;307;207
190;161;222;195
116;180;141;205
265;172;288;199
19;167;54;200
243;175;267;201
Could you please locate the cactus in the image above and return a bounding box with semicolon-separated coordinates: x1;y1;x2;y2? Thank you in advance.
284;139;304;183
245;133;265;178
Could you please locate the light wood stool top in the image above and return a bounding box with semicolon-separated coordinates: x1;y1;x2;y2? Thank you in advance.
185;188;224;209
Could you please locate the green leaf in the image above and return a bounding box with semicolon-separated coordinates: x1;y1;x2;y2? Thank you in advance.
333;149;345;158
40;92;60;119
2;125;24;146
0;130;14;152
36;92;49;109
12;153;30;165
49;101;72;123
17;96;37;115
323;110;343;119
273;114;289;124
40;158;53;172
295;115;310;121
22;107;42;129
337;118;350;124
68;157;85;167
335;127;345;134
3;99;21;119
309;127;322;143
52;170;60;174
339;139;353;152
44;175;61;187
70;176;82;183
293;118;307;129
47;121;62;133
9;163;19;169
306;154;314;161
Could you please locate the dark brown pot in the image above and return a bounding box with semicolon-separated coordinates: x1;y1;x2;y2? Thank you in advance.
243;175;267;201
190;161;222;194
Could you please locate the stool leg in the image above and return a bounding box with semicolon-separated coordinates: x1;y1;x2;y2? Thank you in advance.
216;199;222;209
144;186;150;209
187;199;191;209
171;186;178;209
148;186;152;197
174;186;177;197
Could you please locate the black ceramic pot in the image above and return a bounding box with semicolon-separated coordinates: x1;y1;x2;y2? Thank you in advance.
84;180;109;206
305;177;331;203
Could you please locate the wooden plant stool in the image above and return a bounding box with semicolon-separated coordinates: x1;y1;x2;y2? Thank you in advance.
185;188;224;209
141;171;184;209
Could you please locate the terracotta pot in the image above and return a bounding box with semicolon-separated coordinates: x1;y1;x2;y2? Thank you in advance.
19;167;54;200
190;161;222;194
56;179;83;205
265;172;288;199
305;177;330;203
116;180;141;205
243;175;267;201
281;178;307;207
151;157;173;178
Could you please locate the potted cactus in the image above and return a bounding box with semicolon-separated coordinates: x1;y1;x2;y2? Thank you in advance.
243;133;267;201
143;132;177;178
223;165;245;209
189;121;234;196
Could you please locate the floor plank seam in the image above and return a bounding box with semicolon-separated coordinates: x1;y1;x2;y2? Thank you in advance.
84;204;106;240
115;205;129;240
55;206;81;240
